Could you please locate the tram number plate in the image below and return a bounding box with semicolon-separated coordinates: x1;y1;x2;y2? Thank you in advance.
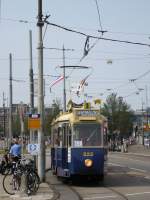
83;152;94;156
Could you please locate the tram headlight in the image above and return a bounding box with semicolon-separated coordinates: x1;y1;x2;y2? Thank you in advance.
84;159;93;167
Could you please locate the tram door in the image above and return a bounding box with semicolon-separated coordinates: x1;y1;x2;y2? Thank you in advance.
62;123;72;169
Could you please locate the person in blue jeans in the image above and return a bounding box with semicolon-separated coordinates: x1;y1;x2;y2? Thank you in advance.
9;137;21;162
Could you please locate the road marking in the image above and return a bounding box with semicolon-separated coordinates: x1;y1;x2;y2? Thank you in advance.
109;155;147;164
144;176;150;179
108;162;124;167
83;195;117;199
83;192;150;200
130;167;146;173
109;162;147;174
126;191;150;196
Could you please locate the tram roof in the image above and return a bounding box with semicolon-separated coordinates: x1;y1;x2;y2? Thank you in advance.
51;107;107;125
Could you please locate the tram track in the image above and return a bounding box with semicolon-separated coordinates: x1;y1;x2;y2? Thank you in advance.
47;173;129;200
102;185;129;200
47;174;81;200
70;182;129;200
48;175;150;200
47;164;150;200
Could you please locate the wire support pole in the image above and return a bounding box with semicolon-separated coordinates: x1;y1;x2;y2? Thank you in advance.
29;30;34;112
29;30;35;145
62;45;66;112
37;0;45;182
3;92;6;141
9;53;13;147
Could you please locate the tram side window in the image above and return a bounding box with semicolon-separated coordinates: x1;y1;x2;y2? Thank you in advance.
54;127;62;147
62;125;66;146
52;128;57;146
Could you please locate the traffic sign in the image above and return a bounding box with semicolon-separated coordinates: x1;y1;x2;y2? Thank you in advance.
28;144;39;155
28;114;41;129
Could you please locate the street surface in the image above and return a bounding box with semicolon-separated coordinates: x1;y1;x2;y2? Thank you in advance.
47;152;150;200
0;150;51;200
1;151;150;199
0;174;11;200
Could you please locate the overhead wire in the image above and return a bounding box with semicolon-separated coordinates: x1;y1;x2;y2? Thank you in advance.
1;14;150;102
1;17;150;36
68;0;105;79
79;0;105;63
45;21;150;48
94;0;103;32
111;68;150;99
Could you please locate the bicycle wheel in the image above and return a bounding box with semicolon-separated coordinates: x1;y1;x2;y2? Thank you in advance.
26;171;40;195
3;174;15;195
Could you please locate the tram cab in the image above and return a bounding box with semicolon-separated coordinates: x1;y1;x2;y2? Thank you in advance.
51;101;108;181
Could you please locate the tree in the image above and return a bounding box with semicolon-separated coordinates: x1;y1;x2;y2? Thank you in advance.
44;99;61;135
101;93;134;140
12;111;21;137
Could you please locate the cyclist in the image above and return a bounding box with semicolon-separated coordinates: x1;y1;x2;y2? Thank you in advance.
9;137;21;162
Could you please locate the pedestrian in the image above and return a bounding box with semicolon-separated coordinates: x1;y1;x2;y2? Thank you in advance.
9;137;21;162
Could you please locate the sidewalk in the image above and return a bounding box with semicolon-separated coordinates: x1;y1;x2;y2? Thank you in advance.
10;181;54;200
0;151;55;200
127;144;150;156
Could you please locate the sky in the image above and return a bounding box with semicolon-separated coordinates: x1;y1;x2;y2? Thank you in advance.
0;0;150;111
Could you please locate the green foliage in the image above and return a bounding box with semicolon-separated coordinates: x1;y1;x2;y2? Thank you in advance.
0;124;3;132
10;100;61;137
44;99;61;136
12;111;21;137
101;93;134;138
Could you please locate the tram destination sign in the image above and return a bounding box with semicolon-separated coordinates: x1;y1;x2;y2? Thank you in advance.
76;110;99;117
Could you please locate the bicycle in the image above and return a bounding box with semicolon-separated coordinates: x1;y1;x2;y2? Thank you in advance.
24;159;40;194
2;157;40;195
0;152;12;175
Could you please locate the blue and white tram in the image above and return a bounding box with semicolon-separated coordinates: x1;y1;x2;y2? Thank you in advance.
51;102;108;181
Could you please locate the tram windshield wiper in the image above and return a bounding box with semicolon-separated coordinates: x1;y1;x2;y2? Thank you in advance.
86;128;97;142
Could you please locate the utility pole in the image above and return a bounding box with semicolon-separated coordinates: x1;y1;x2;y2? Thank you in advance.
29;30;34;143
19;101;24;155
145;85;149;125
9;53;13;147
62;46;74;112
3;92;5;139
62;45;66;112
29;30;34;113
44;46;74;111
37;0;45;182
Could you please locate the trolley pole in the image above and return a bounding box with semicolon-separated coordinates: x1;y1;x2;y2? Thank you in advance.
37;0;45;182
9;53;13;147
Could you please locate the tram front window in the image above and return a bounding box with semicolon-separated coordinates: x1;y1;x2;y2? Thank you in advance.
73;123;101;147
